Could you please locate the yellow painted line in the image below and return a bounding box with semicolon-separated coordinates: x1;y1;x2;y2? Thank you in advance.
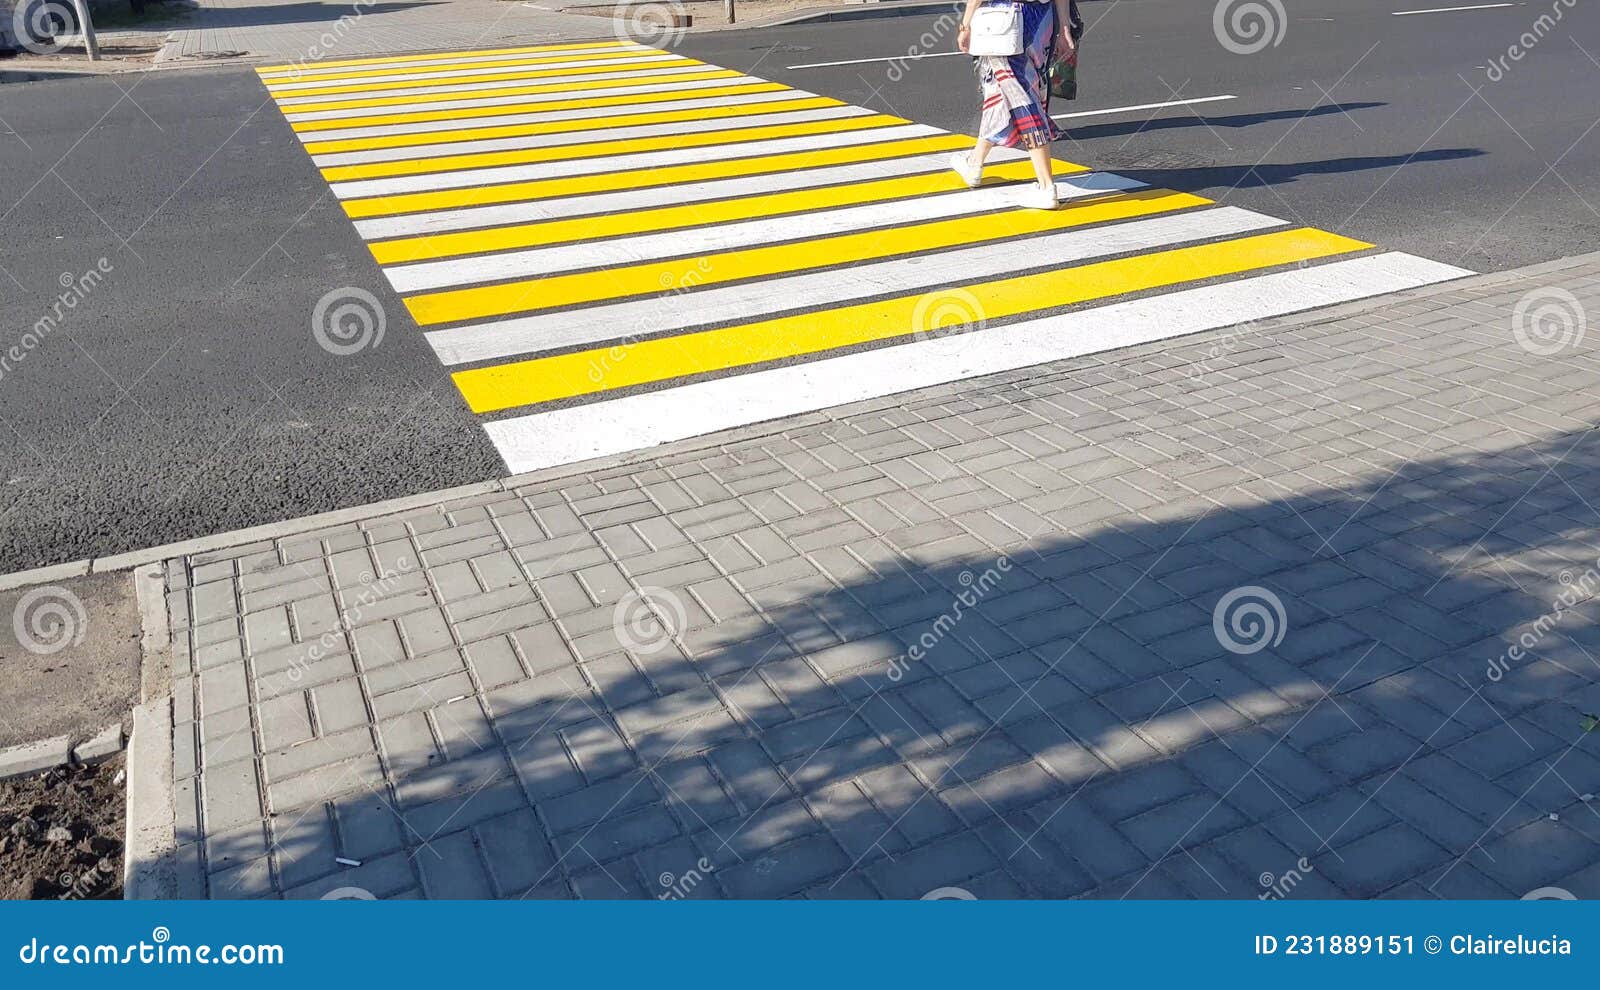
372;159;1052;264
289;81;786;133
278;69;742;114
322;114;905;182
257;40;643;76
304;96;839;155
265;56;699;99
406;183;1196;324
261;49;664;86
450;228;1372;413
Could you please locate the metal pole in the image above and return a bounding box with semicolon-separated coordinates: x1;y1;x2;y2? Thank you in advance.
68;0;99;59
725;0;734;24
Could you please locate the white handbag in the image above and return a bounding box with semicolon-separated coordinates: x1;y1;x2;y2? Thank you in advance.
969;3;1024;58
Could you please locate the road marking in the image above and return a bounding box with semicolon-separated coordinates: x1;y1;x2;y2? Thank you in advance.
256;40;640;76
281;71;753;119
274;65;736;109
261;48;660;87
786;52;968;70
340;131;965;219
483;254;1475;473
264;54;695;96
1052;95;1237;121
426;206;1282;366
1392;3;1517;14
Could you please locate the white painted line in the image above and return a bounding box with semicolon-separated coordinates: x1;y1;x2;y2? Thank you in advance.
1392;3;1516;14
786;51;967;70
349;148;1027;239
388;171;1147;293
332;123;935;199
1052;95;1236;122
483;253;1475;474
261;44;651;81
284;74;772;122
425;201;1270;365
312;106;875;167
274;63;722;107
266;52;691;92
299;89;816;143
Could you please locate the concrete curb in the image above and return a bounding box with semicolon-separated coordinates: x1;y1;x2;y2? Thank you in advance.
0;722;127;782
740;0;959;29
0;249;1593;592
124;697;177;900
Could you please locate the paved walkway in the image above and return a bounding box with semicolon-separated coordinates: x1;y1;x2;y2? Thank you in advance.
155;248;1600;899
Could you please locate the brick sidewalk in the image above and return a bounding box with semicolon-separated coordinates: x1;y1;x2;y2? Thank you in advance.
157;254;1600;899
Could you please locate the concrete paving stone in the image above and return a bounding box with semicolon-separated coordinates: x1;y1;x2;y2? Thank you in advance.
369;669;476;722
349;621;404;670
515;537;609;579
440;585;536;626
257;693;315;753
697;799;826;867
266;754;386;814
464;636;528;690
475;808;559;897
402;778;529;840
379;712;441;777
203;817;270;877
562;718;637;783
208;853;277;900
1307;724;1423;781
1118;791;1249;860
1447;720;1565;779
290;593;345;643
715;674;789;732
192;580;240;625
1358;772;1490;853
898;680;992;745
570;867;649;900
202;757;263;832
865;831;1002;900
540;772;662;835
457;602;550;648
1497;745;1600;816
282;850;417;901
272;807;343;892
199;661;250;716
553;803;683;868
365;649;467;698
242;607;293;655
1085;761;1206;823
1317;821;1454;897
1400;753;1539;834
195;635;245;673
311;676;371;735
397;608;455;659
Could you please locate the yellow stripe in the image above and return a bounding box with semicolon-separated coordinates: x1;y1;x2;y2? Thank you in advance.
304;96;840;155
373;159;1051;264
257;40;641;75
451;229;1371;413
266;57;699;99
278;69;742;114
323;114;904;182
289;81;785;133
406;184;1197;324
262;49;667;86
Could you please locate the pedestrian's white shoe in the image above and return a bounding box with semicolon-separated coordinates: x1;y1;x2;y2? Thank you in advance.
949;151;984;189
1016;183;1059;210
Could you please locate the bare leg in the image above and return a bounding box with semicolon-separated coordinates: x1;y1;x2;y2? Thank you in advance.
1026;143;1054;191
969;138;995;170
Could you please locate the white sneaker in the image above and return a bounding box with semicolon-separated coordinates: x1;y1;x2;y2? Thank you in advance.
1016;183;1059;210
949;151;983;188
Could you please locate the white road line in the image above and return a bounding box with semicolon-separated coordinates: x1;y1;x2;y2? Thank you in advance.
311;106;876;167
265;53;692;93
386;171;1145;292
298;89;817;143
425;202;1266;366
786;52;968;70
1392;3;1517;14
274;64;723;107
1052;95;1236;122
284;74;772;122
260;44;651;81
331;123;934;199
483;253;1475;473
350;148;1027;240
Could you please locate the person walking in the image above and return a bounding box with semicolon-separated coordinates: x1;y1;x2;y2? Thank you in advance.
952;0;1077;209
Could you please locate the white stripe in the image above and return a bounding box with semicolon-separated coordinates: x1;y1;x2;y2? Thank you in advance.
483;254;1475;473
284;73;770;122
312;106;875;167
1052;95;1237;121
386;170;1145;292
261;44;652;80
1393;3;1516;14
275;64;723;107
266;53;692;92
351;148;1027;239
333;123;934;199
300;89;815;143
787;52;967;70
427;204;1276;366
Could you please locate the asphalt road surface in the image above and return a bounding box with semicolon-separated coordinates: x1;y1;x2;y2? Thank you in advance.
0;0;1596;572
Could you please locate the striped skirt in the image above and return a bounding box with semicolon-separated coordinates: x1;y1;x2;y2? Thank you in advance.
974;1;1062;150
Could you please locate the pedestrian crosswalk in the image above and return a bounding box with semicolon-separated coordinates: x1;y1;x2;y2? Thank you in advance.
257;40;1474;474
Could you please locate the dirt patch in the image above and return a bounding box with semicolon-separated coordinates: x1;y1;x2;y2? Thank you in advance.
0;753;125;900
0;572;142;749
